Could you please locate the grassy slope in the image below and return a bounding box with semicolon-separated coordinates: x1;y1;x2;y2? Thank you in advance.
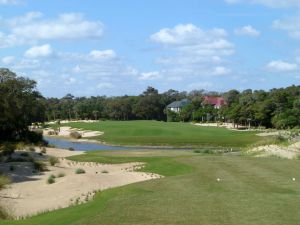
3;151;300;225
65;121;262;148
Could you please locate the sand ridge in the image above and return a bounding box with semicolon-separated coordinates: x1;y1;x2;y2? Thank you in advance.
0;148;161;219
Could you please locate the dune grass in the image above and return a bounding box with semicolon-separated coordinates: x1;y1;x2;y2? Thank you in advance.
64;120;263;148
2;150;300;225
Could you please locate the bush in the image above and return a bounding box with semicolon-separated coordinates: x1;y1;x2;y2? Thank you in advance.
0;143;16;156
69;131;82;139
27;146;35;152
47;130;56;136
75;168;85;174
40;147;47;154
68;147;75;151
49;156;59;166
0;205;9;220
0;175;11;189
47;175;55;184
15;142;26;150
101;170;109;173
193;150;201;153
20;152;29;157
33;161;47;172
57;172;65;178
9;165;15;171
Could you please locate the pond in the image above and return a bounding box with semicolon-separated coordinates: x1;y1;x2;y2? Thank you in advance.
44;136;137;151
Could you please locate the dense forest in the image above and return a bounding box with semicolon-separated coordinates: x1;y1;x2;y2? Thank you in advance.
45;84;300;129
1;69;300;140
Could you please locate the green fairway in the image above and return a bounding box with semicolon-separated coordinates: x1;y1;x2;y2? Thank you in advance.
64;120;262;148
3;151;300;225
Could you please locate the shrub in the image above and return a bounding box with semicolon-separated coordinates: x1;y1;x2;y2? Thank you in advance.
27;146;35;152
101;170;109;173
49;156;59;166
0;143;16;156
15;142;26;150
40;147;47;154
47;175;55;184
69;131;82;139
0;175;11;189
47;130;56;136
193;150;201;153
75;168;85;174
20;152;29;157
68;147;75;151
9;165;15;171
33;161;47;172
0;205;9;220
57;172;65;178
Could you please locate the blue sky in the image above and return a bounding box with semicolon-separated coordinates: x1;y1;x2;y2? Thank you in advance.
0;0;300;97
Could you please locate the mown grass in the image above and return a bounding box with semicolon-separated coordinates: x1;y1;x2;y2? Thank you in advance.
2;150;300;225
64;120;263;148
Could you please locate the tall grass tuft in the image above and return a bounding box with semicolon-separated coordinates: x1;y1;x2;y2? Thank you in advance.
75;168;85;174
0;175;11;189
49;156;59;166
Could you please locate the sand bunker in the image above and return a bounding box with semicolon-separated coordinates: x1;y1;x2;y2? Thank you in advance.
0;148;161;219
44;126;103;138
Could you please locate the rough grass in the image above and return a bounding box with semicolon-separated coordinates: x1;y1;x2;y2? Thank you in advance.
2;151;300;225
75;168;85;174
63;120;263;148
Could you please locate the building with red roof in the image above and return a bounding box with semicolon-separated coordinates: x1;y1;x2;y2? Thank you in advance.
203;96;226;109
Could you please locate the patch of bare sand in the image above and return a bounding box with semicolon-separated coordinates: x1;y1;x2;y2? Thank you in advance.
248;141;300;159
0;148;161;219
43;126;103;138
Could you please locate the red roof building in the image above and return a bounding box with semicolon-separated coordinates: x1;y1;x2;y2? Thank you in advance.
203;96;226;109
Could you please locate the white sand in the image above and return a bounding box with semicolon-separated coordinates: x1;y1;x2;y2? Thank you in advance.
0;148;161;219
44;126;103;138
249;141;300;159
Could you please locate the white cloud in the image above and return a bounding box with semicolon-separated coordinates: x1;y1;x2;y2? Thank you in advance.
12;13;103;41
97;82;114;89
24;44;54;58
151;24;229;47
225;0;300;8
213;66;231;75
89;50;117;60
273;15;300;39
234;25;260;37
0;12;104;48
150;24;234;80
1;56;15;64
266;60;298;72
0;0;20;5
139;71;161;80
188;82;213;90
7;11;43;26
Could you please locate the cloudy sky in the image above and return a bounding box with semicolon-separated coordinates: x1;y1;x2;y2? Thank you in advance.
0;0;300;97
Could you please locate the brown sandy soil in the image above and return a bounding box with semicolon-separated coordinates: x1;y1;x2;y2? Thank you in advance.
0;148;161;219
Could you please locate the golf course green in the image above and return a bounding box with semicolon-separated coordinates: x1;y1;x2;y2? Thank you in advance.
63;120;263;148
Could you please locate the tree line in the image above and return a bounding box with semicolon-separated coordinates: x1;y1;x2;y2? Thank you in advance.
1;68;299;144
44;84;300;129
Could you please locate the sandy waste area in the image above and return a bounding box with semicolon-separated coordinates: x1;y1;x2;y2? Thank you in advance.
249;142;300;159
43;126;103;138
0;148;161;219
